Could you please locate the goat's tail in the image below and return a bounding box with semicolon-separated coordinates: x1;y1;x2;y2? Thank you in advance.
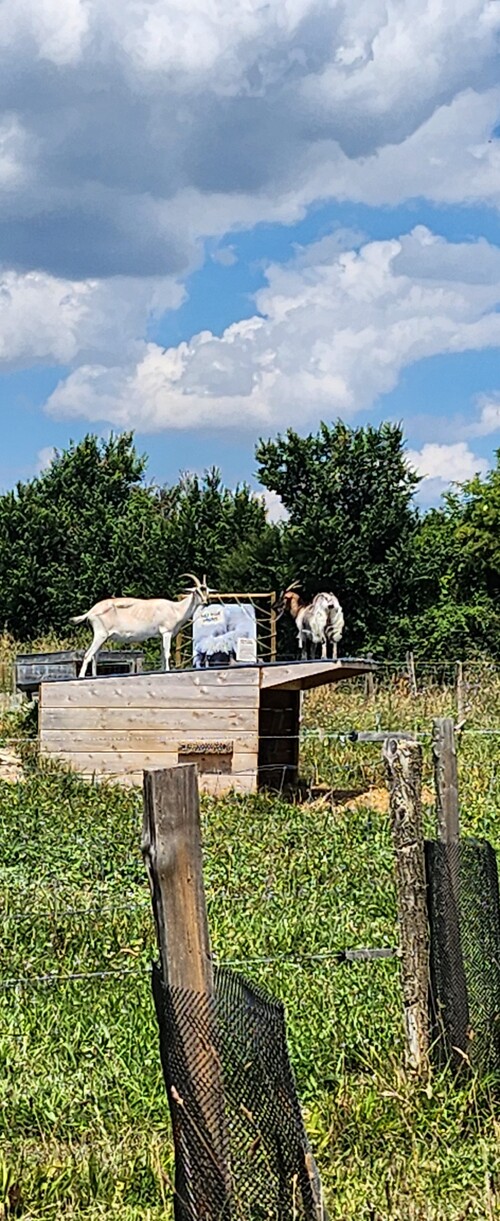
71;612;88;624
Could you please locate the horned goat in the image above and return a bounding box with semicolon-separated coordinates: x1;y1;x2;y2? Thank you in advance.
277;585;344;661
71;575;210;677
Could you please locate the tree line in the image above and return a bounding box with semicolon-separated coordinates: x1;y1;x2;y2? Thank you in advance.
0;423;498;659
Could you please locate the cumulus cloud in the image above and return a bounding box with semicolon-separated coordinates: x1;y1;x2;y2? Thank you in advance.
35;445;56;473
0;269;184;370
406;441;489;502
470;393;500;436
0;1;499;278
259;489;289;524
46;226;500;433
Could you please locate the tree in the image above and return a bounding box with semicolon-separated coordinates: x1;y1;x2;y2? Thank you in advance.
0;435;279;641
0;433;146;638
256;421;420;655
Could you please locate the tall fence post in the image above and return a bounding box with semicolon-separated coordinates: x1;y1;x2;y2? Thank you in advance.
432;718;459;843
364;653;375;701
406;651;417;697
142;764;231;1217
429;718;470;1062
383;738;429;1072
456;661;466;728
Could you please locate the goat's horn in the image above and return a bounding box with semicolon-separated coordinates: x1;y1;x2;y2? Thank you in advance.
180;573;201;586
285;580;301;592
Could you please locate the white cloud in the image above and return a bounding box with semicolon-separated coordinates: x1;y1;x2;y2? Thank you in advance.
259;489;289;523
212;245;238;267
45;226;500;433
0;269;184;371
470;393;500;436
0;0;89;66
35;445;56;473
406;441;489;502
0;1;499;281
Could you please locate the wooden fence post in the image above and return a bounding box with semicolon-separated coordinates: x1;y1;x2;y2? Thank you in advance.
430;718;469;1059
142;764;231;1212
383;738;429;1072
406;651;417;697
456;661;466;729
364;653;375;701
432;718;459;843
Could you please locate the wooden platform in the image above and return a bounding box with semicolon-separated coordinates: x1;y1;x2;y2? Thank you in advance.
39;659;373;793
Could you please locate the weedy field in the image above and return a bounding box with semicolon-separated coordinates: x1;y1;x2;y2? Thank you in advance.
2;663;500;1218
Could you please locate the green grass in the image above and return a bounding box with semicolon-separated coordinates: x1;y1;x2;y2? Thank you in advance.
2;670;500;1216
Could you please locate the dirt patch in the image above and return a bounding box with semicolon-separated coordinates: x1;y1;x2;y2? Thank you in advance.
305;784;434;814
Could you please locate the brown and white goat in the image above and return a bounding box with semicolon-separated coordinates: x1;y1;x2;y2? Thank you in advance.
277;585;344;660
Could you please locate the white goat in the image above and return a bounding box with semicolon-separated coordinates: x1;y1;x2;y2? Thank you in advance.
278;586;344;660
71;575;210;677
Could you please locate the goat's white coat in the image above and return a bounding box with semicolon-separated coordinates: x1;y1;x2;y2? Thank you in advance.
72;589;208;677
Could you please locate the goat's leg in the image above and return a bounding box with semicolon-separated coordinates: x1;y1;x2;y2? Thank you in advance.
79;627;107;678
160;629;172;671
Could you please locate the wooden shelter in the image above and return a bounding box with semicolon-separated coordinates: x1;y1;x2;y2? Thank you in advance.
39;659;373;793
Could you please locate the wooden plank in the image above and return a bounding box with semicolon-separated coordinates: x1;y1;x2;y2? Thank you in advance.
383;738;429;1073
44;763;258;794
40;730;259;754
142;765;231;1214
40;750;179;773
260;660;373;691
40;705;259;732
41;669;260;708
41;747;258;773
200;772;257;795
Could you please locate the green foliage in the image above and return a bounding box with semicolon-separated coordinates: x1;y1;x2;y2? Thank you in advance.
256;420;420;655
0;436;273;640
3;424;500;659
3;674;500;1216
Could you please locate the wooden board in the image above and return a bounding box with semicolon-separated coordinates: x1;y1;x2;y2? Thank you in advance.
40;706;259;732
40;755;257;795
72;772;256;793
40;730;259;754
40;749;258;776
41;669;260;708
260;660;373;691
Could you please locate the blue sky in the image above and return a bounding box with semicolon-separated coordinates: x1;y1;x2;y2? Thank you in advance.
1;0;500;509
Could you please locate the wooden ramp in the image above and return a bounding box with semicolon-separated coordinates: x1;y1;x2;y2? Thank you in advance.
39;659;374;793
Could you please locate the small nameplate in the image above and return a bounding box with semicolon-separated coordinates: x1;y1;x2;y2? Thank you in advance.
178;741;233;755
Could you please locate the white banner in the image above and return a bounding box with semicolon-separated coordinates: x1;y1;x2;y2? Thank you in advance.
193;602;257;667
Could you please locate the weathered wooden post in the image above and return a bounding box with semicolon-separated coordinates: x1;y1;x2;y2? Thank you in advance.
432;718;459;843
456;661;466;729
142;764;231;1217
383;738;429;1072
430;718;469;1061
364;653;375;700
406;651;417;697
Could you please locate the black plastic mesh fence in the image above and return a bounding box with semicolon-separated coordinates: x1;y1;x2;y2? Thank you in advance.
152;963;324;1221
425;839;500;1073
